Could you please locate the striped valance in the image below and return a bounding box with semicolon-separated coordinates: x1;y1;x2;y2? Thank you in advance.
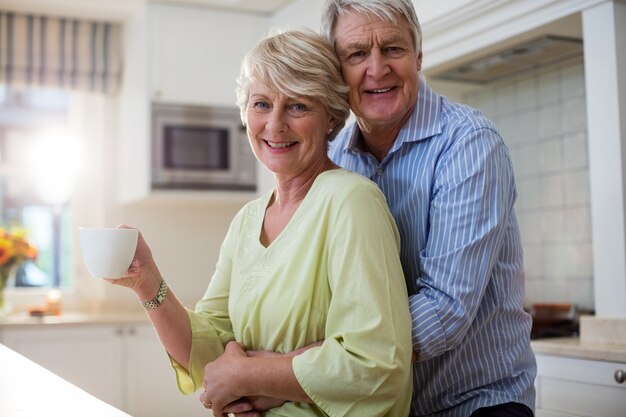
0;12;122;94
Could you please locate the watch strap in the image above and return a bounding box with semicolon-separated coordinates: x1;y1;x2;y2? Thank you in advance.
141;280;168;310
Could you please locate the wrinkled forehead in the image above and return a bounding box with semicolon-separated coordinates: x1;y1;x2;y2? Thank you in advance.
334;9;413;50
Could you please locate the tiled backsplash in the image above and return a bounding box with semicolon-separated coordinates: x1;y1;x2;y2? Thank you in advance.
463;59;594;310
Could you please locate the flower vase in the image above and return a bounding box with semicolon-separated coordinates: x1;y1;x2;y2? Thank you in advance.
0;280;4;316
0;265;17;319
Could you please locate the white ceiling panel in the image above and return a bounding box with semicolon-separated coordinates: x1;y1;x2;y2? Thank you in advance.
0;0;294;21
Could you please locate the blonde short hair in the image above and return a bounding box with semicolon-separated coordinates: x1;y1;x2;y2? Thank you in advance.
236;29;350;140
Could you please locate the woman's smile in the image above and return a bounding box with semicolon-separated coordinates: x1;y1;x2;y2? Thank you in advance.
264;140;298;150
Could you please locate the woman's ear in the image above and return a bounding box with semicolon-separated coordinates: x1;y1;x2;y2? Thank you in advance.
327;119;337;135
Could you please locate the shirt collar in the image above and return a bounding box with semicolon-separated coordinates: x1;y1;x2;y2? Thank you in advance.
344;78;442;154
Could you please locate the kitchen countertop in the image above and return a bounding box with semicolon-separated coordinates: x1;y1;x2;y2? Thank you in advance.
0;343;131;416
3;313;626;363
531;337;626;363
0;311;150;327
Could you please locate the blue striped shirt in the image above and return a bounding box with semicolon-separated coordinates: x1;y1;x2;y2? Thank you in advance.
328;79;536;416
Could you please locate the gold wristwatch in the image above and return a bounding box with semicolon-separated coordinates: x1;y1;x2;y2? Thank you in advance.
141;280;168;310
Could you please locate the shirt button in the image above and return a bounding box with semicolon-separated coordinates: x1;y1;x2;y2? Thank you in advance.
376;168;383;175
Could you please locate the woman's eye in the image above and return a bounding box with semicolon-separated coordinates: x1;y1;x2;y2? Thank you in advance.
252;101;270;111
288;103;307;113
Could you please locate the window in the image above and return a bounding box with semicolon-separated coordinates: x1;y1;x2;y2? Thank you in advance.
0;85;75;288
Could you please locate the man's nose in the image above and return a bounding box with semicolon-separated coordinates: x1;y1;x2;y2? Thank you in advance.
365;49;390;79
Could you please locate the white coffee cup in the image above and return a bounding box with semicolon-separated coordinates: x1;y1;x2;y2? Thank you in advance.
79;227;138;279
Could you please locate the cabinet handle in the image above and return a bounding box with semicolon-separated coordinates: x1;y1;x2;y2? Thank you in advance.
128;327;136;336
615;369;625;384
115;328;124;336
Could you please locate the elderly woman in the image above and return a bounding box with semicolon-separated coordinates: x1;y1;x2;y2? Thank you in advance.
110;29;412;416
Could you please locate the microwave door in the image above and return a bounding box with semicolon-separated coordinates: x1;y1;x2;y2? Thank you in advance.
165;126;228;172
151;104;256;191
153;124;242;189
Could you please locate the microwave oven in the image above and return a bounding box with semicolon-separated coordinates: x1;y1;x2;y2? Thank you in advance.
151;103;256;191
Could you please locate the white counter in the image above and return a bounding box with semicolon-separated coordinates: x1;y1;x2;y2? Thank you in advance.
0;311;149;327
3;313;625;363
0;343;131;417
531;337;626;363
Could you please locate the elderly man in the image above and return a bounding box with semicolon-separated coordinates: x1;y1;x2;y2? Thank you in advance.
321;1;536;416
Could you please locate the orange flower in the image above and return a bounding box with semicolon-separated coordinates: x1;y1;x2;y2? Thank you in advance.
0;227;37;268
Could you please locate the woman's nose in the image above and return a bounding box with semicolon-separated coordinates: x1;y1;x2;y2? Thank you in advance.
266;110;288;134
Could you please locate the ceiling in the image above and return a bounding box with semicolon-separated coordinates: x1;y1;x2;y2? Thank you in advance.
0;0;294;21
152;0;294;13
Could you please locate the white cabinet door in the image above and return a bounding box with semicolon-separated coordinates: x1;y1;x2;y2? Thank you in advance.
125;323;209;417
535;353;626;417
148;4;264;106
1;325;124;409
536;411;577;417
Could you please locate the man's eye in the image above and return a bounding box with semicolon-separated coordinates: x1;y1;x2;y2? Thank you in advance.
342;50;367;65
384;46;405;56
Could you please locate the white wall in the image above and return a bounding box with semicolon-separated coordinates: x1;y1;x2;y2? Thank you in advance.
582;1;626;317
464;60;593;310
269;0;322;31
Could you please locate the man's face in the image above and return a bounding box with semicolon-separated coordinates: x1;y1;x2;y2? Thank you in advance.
334;9;422;131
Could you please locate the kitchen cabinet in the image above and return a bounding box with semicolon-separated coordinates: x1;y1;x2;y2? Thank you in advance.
0;343;131;417
0;322;208;417
0;324;123;408
117;3;268;204
535;353;626;417
148;4;264;106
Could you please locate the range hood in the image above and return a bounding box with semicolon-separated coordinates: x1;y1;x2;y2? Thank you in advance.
432;35;583;84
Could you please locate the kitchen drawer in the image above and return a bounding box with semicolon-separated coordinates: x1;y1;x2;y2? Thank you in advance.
535;354;626;417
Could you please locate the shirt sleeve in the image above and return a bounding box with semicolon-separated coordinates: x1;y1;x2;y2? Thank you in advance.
170;212;242;394
410;126;518;360
292;182;413;417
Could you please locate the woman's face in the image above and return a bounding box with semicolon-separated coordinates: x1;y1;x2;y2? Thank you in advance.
246;80;335;180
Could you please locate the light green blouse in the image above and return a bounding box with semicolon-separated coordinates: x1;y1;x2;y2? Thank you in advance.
172;169;413;417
